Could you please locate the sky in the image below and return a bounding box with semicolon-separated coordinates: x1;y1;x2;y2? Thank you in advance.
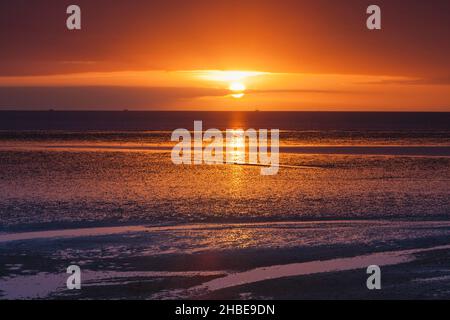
0;0;449;111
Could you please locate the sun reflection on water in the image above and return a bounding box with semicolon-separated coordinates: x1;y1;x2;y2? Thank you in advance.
227;129;246;164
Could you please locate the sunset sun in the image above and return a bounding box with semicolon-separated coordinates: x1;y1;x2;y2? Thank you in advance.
229;81;246;98
229;82;246;92
193;70;268;99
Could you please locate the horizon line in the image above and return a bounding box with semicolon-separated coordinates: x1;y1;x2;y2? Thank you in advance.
0;110;449;113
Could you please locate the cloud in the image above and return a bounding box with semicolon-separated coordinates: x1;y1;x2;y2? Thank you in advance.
246;89;354;94
0;86;228;110
361;76;450;86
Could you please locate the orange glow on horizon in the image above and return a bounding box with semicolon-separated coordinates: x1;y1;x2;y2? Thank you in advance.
0;69;449;111
195;70;268;83
1;2;449;111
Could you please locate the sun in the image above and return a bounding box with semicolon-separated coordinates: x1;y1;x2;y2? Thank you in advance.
229;82;246;92
192;70;268;99
229;82;246;99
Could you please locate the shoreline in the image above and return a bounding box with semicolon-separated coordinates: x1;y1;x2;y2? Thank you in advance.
3;219;450;243
2;219;450;299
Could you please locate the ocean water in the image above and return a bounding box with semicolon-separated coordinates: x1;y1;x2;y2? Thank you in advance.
1;111;450;300
0;112;449;231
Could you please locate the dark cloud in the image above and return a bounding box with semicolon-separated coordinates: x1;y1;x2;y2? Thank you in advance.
0;86;359;110
362;76;450;86
247;89;355;94
0;86;228;110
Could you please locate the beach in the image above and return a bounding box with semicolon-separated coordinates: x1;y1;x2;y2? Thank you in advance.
2;220;450;299
0;112;449;299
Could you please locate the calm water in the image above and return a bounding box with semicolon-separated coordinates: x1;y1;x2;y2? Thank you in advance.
0;112;449;230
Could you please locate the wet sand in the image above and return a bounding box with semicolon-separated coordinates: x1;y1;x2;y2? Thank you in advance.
2;220;450;299
2;144;450;157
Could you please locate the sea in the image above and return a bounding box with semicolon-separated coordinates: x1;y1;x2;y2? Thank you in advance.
1;111;450;299
0;111;449;231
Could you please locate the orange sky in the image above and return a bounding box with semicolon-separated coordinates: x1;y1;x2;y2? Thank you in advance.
0;0;449;111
